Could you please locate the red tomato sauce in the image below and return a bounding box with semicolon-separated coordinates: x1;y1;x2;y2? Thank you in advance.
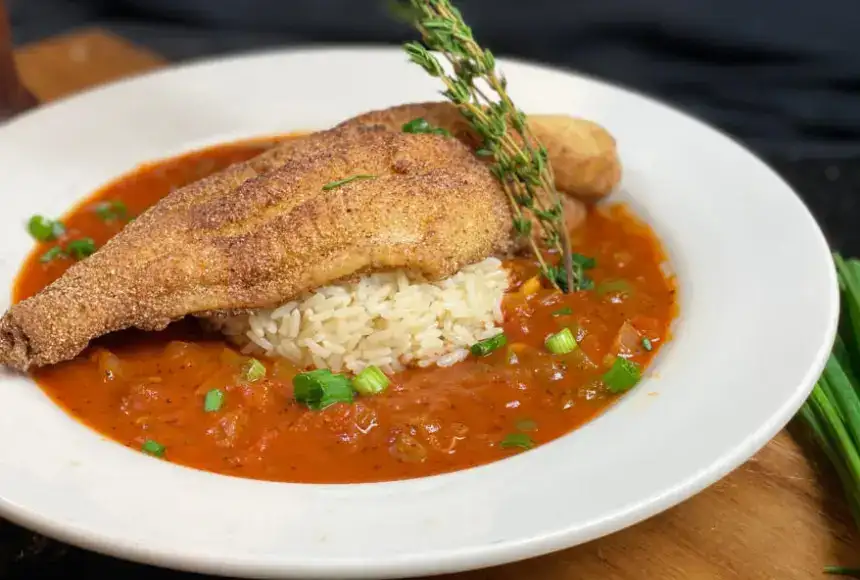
15;138;677;483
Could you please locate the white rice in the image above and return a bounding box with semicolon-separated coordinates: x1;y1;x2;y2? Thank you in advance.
211;257;508;375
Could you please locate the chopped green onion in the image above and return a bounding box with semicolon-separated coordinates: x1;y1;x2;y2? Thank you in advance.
642;337;653;352
402;117;431;133
545;328;577;354
470;333;507;357
401;117;452;137
93;200;129;221
66;238;97;259
322;174;376;191
27;215;65;242
203;389;225;412
243;358;266;382
596;279;632;296
353;365;390;396
293;369;355;410
141;439;165;457
515;418;538;432
603;357;642;393
39;246;66;263
500;432;535;450
552;306;573;317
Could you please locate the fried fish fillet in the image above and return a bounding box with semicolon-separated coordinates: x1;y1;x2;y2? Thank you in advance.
336;102;621;201
0;129;516;371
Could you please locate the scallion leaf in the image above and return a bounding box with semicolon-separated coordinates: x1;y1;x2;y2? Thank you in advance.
353;365;390;396
66;238;96;259
322;174;376;191
243;358;266;382
293;369;355;410
141;439;165;457
545;328;577;354
596;279;632;296
27;215;65;242
500;432;535;450
402;117;431;133
94;200;129;222
203;389;225;412
603;357;642;393
39;246;66;263
470;333;507;357
552;307;573;317
642;337;653;351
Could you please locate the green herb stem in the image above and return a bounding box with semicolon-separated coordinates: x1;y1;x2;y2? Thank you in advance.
397;0;579;291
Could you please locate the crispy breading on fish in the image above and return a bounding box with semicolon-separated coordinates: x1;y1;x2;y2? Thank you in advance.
0;129;515;371
337;101;621;201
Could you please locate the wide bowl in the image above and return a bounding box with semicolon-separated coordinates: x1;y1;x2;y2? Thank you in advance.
0;47;838;578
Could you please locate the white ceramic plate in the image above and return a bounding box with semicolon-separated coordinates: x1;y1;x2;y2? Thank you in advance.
0;47;838;578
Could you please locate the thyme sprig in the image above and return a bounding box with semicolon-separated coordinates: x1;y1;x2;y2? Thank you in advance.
395;0;578;292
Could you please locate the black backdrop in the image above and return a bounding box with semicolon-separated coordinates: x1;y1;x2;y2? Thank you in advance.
3;0;860;577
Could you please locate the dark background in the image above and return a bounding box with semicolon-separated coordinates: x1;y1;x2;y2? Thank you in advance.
4;0;860;577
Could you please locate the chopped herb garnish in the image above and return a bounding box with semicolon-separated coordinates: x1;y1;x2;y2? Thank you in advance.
642;338;653;352
243;358;266;382
572;253;596;270
66;238;96;260
500;432;535;450
94;200;128;222
293;369;355;410
203;388;225;412
401;117;452;137
545;327;577;355
353;365;390;396
141;439;165;457
552;307;573;317
322;174;377;191
515;418;538;432
603;358;642;393
470;333;507;357
39;246;66;263
597;279;632;296
27;215;65;242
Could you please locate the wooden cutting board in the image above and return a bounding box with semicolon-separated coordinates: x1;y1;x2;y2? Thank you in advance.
10;28;859;580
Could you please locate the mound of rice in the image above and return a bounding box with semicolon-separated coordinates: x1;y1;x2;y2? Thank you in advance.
212;257;509;374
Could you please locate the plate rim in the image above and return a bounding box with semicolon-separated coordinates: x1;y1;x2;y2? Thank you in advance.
0;44;840;578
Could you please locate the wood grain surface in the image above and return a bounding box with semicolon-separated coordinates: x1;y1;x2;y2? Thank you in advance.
9;29;858;579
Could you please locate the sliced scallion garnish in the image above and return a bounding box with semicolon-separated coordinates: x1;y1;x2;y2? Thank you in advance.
322;174;377;191
39;246;66;263
353;365;390;396
203;388;225;412
243;358;266;382
552;307;573;317
401;117;452;136
603;358;642;393
597;279;632;296
293;369;355;410
470;333;507;357
642;337;653;352
141;439;165;457
66;238;97;260
545;328;577;354
27;215;65;242
94;200;129;222
500;433;535;450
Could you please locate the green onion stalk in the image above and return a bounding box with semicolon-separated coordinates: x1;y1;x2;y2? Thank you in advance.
797;254;860;577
